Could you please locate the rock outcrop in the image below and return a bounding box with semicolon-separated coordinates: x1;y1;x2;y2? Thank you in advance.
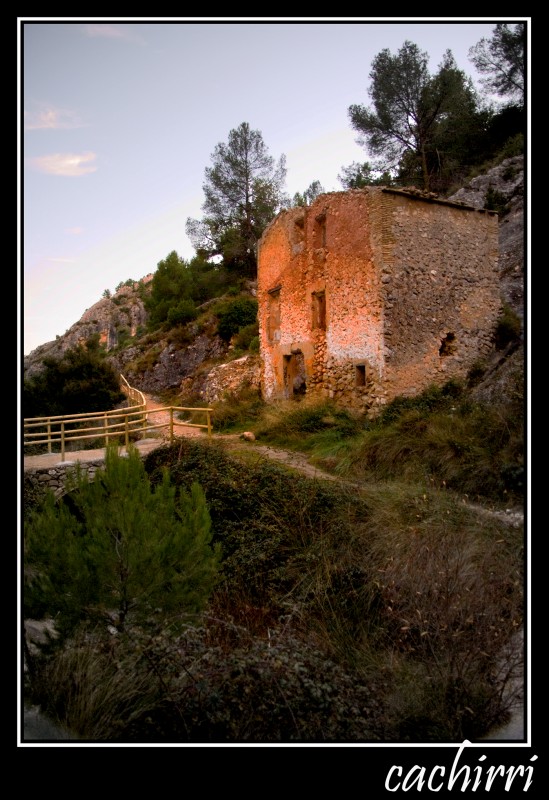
449;155;524;322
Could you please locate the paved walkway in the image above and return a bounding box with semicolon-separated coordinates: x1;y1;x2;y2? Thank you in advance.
22;437;174;471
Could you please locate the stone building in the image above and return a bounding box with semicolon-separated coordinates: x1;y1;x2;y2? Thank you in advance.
257;187;500;415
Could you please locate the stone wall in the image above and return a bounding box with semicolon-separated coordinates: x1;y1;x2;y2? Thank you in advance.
24;459;105;498
257;187;500;414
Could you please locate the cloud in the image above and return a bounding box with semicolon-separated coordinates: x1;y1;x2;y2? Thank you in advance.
24;106;85;131
84;24;145;43
27;152;98;177
65;227;84;235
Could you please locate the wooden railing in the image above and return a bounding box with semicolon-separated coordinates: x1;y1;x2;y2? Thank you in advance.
23;374;213;460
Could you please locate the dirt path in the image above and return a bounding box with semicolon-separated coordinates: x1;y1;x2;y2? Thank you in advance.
212;434;345;483
143;393;203;439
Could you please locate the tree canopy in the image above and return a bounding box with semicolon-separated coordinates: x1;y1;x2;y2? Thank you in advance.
338;161;392;189
23;337;125;419
186;122;288;278
468;23;525;107
144;250;194;330
348;42;488;192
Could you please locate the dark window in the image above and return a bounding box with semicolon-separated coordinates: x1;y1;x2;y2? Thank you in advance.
312;291;326;330
314;212;326;248
268;287;281;342
355;364;367;387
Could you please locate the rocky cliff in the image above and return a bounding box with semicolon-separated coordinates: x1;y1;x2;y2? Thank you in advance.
449;155;524;324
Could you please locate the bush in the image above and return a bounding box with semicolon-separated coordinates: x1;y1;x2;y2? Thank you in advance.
484;186;509;214
232;321;259;350
121;625;384;742
209;386;264;432
499;133;524;160
494;303;522;349
375;380;464;427
143;440;352;607
216;297;258;342
25;437;523;742
166;299;198;328
254;399;362;446
364;515;523;740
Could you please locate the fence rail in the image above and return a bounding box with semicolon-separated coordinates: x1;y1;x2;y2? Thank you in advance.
23;374;213;460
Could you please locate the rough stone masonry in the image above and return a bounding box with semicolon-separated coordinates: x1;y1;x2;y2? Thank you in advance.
257;187;499;415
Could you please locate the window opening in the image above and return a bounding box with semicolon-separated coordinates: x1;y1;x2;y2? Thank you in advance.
312;290;326;330
268;287;281;343
355;364;367;387
314;212;327;248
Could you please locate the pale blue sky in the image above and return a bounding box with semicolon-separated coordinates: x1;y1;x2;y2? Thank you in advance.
20;17;526;355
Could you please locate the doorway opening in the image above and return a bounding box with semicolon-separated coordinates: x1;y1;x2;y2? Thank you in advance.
283;351;307;399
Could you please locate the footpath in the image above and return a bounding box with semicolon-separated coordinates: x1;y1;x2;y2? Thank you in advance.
23;393;202;472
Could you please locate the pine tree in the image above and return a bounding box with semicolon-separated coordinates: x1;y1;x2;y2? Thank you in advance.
24;444;220;635
186;122;288;277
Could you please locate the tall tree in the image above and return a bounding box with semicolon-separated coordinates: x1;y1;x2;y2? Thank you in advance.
348;42;484;192
468;23;525;106
186;122;288;278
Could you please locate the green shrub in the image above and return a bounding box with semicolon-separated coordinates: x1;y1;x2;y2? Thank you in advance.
121;625;384;742
499;133;524;160
166;299;198;327
209;386;264;432
233;321;259;350
376;380;464;427
115;327;132;349
466;359;487;387
25;436;524;742
484;186;509;214
494;303;522;349
254;399;362;446
216;297;258;342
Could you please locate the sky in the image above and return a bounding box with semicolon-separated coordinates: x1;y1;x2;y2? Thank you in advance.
20;17;526;356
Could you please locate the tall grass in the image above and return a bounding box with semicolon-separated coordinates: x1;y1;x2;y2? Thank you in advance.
251;381;524;505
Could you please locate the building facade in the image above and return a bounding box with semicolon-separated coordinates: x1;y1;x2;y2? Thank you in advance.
257;187;499;415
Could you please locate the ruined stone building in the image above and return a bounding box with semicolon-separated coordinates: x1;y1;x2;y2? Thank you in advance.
257;187;500;415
